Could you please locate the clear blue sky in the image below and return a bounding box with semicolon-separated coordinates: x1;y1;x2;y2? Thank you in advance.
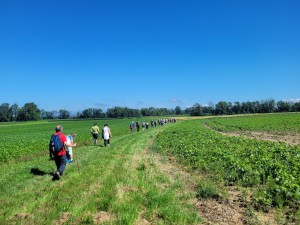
1;0;299;112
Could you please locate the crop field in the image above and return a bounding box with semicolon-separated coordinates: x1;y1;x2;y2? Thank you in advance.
204;113;300;133
1;113;300;224
0;119;130;162
204;113;300;146
154;113;300;223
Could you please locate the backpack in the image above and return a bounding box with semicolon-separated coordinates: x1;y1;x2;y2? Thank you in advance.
49;134;63;153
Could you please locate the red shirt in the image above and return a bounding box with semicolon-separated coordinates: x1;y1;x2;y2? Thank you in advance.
54;132;67;156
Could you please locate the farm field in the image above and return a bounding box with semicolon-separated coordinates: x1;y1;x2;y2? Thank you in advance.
0;113;300;224
0;119;130;162
204;113;300;145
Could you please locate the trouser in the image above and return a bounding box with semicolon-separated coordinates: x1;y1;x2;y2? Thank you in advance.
104;139;110;146
92;133;99;145
54;154;67;175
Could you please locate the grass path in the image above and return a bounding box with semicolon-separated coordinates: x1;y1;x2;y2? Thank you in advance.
0;125;202;224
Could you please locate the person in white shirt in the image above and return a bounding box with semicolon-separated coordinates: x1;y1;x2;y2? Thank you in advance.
66;133;76;163
102;124;112;147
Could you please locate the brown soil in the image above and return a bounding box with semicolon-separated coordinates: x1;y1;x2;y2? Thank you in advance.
254;131;299;146
204;123;300;146
92;211;116;224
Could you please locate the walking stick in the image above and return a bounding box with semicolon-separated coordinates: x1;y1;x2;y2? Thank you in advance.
72;134;80;174
74;148;80;174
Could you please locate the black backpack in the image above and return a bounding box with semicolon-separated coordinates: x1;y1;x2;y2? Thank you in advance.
49;134;63;153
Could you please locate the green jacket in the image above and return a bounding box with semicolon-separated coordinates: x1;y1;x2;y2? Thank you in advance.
91;125;100;133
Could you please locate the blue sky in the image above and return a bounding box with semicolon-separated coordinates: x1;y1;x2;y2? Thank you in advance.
1;0;299;112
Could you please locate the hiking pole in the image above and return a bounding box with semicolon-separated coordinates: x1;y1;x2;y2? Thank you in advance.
74;148;80;174
73;135;80;174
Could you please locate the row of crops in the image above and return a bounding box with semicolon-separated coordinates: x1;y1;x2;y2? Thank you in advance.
153;113;300;212
204;112;300;134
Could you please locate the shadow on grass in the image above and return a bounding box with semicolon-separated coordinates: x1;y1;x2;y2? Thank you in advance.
31;168;62;181
30;168;53;176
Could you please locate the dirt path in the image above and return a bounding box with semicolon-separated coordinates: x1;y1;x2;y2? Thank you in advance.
205;124;300;146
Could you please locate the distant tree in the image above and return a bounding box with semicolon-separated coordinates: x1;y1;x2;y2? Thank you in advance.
184;107;192;115
41;110;56;119
93;108;106;118
131;109;141;117
276;101;292;112
202;102;215;115
59;109;70;119
113;107;123;118
260;99;275;113
291;101;300;112
253;101;260;113
121;107;129;117
106;107;139;118
17;102;41;121
169;108;175;115
215;101;231;115
232;102;241;114
106;107;119;118
190;103;203;116
175;106;182;115
241;101;253;114
79;108;94;118
227;102;233;114
0;103;11;122
140;108;150;117
10;103;19;121
41;109;47;119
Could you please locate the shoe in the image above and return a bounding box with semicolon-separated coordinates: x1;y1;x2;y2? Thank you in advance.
54;171;60;180
70;160;75;163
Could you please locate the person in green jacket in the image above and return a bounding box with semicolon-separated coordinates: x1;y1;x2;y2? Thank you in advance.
91;123;100;145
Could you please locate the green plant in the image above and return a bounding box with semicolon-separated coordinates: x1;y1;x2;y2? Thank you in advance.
196;179;219;199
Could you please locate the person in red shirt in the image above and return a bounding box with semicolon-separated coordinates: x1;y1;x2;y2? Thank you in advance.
51;125;77;180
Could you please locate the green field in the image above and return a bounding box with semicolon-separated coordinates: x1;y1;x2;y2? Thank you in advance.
0;119;130;162
1;113;300;224
204;113;300;133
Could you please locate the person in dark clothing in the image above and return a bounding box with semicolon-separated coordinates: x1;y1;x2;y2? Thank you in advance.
50;125;77;180
136;121;140;132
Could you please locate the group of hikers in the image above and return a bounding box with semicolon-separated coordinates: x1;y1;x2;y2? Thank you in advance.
49;123;112;180
49;119;176;181
91;123;112;146
130;118;177;132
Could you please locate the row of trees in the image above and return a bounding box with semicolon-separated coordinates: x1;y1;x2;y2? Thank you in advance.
0;99;300;122
187;99;300;116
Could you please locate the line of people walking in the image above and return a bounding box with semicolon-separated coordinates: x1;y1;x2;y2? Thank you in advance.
49;119;176;181
130;118;177;133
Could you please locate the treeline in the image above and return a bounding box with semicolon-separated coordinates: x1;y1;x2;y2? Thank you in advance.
187;99;300;116
0;99;300;122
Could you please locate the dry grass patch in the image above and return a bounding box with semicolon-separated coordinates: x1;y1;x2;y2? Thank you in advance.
53;212;71;225
116;183;139;200
92;211;116;224
214;129;300;146
134;209;151;225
